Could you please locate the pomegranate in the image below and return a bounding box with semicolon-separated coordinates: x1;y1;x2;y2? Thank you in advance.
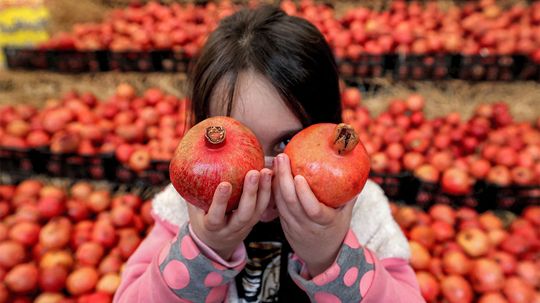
285;123;370;207
5;263;39;293
441;275;473;303
170;116;264;212
416;271;439;302
66;267;99;295
470;258;505;292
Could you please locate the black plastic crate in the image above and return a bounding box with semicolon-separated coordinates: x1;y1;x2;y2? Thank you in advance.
46;50;107;73
369;171;414;202
457;55;521;81
4;47;107;72
37;148;116;180
337;54;390;80
409;178;485;211
482;183;540;214
394;53;454;81
516;56;540;81
0;146;40;175
108;51;156;72
115;160;170;186
154;50;192;73
4;47;48;70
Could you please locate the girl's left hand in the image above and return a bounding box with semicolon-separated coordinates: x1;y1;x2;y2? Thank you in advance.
272;153;356;277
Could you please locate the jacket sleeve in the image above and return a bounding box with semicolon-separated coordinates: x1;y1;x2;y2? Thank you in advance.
287;180;424;302
287;229;425;302
113;213;247;303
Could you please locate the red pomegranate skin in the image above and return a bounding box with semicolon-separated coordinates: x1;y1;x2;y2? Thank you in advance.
170;116;264;212
284;123;370;208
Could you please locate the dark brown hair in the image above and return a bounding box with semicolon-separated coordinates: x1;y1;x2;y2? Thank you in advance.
189;5;342;127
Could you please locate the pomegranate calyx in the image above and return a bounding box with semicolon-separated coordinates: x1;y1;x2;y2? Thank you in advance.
332;123;359;155
205;126;226;146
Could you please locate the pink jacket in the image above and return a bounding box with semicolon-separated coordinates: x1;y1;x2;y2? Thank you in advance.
114;180;425;303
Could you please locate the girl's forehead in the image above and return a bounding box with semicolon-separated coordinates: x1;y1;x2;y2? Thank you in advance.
209;71;302;141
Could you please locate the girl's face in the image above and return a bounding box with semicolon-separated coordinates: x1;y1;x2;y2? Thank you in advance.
209;70;303;222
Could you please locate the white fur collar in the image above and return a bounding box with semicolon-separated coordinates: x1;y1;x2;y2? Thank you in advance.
152;180;410;261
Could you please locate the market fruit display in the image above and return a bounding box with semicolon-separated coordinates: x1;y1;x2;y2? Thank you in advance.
169;116;264;212
284;123;370;207
39;0;540;61
0;180;154;302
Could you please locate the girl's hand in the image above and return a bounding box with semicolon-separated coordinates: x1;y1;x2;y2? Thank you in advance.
188;168;273;260
273;153;356;277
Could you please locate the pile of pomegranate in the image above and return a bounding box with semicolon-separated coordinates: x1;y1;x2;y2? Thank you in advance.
40;0;540;61
0;84;188;173
392;203;540;303
0;179;154;303
341;88;540;195
0;177;537;302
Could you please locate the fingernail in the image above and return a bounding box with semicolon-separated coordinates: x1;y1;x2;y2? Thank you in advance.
250;173;259;184
264;172;272;183
219;184;229;193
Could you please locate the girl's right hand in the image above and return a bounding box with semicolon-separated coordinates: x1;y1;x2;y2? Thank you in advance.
187;168;273;260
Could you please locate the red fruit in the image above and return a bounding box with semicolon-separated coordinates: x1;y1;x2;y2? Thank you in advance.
492;251;517;275
516;261;539;288
39;250;74;269
479;212;503;230
409;225;436;249
500;234;530;256
406;94;425;112
99;254;122;274
503;277;534;303
118;230;142;260
67;200;90;222
144;88;164;104
470;258;505;292
92;221;117;248
70;182;93;200
5;263;38;293
416;271;439;302
511;166;534;185
442;251;471;275
78;292;111;303
66;267;99;295
35;293;65;303
394;206;418;230
111;205;134;227
410;241;431;270
478;292;509;303
40;185;65;200
76;242;104;266
428;257;444;279
457;228;490;257
128;149;151;172
415;164;440;183
388;99;407;116
523;206;540;226
0;283;7;303
97;273;121;294
385;143;405;160
431;220;455;242
116;83;136;99
86;191;111;213
39;265;68;292
429;204;456;225
370;152;388;173
341;88;361;108
27;130;50;147
115;144;135;164
441;275;473;303
495;147;518;167
9;221;40;246
50;131;80;154
403;152;424;171
0;240;26;269
431;151;453;172
469;158;491;179
284;123;370;207
487;165;511;186
441;168;472;195
170;117;265;212
40;217;72;250
37;197;66;219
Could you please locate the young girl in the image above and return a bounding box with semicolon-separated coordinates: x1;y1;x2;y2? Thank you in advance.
114;5;423;303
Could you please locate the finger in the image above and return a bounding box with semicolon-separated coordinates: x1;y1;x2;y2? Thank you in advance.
294;175;335;225
272;173;299;227
230;170;260;230
254;168;273;216
204;182;231;231
276;154;307;219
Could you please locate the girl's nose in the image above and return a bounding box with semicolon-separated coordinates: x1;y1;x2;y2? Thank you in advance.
264;156;275;169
